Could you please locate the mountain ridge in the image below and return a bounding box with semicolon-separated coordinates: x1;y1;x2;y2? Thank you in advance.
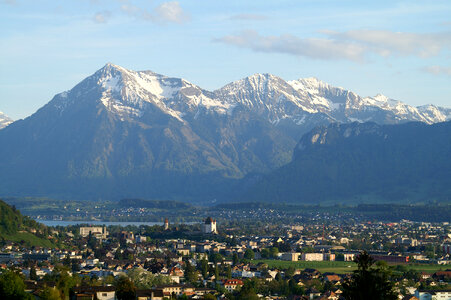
0;63;449;202
244;120;451;204
48;63;451;126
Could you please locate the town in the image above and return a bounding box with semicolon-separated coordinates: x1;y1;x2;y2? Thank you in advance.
0;211;450;300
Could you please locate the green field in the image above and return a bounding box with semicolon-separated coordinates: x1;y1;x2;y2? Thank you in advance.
1;232;54;248
254;260;357;273
254;259;448;274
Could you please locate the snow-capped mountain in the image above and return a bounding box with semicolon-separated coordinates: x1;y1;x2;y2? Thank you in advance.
0;111;12;129
0;63;449;201
287;77;451;124
49;64;450;127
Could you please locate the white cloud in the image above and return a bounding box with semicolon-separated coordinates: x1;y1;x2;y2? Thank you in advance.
421;65;451;76
324;30;451;58
216;29;451;62
120;3;141;16
93;11;112;24
215;30;367;62
153;1;189;24
120;1;189;24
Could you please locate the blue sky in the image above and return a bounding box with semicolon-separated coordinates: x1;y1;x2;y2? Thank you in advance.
1;0;450;119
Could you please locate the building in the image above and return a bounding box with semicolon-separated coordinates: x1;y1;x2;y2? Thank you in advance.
202;217;217;234
156;284;194;297
136;289;164;300
120;231;134;243
223;279;243;292
281;252;301;261
415;289;451;300
135;235;147;243
343;253;356;261
72;286;115;300
372;254;409;263
395;237;419;247
302;253;324;261
164;218;169;230
79;227;108;239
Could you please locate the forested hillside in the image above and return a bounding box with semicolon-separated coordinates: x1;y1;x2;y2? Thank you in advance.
0;200;53;247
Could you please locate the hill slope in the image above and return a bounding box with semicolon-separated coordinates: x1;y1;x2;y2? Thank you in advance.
244;121;451;203
0;200;53;247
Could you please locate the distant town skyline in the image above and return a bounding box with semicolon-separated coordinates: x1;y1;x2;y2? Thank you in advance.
1;0;450;120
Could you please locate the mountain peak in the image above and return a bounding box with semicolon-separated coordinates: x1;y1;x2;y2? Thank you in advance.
95;63;130;80
289;77;333;92
248;73;274;79
0;111;13;129
102;62;127;71
44;64;451;127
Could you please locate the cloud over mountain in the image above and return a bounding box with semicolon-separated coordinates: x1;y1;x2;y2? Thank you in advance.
217;29;451;62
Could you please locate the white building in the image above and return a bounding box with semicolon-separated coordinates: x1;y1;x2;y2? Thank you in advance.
415;289;451;300
302;253;324;261
202;217;217;234
79;227;108;239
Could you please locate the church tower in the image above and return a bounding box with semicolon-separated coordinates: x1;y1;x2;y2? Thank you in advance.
202;217;217;234
164;218;169;230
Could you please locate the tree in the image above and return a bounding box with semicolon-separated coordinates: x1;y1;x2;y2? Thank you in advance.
285;266;295;279
232;253;239;265
0;270;33;300
342;251;397;300
63;254;71;267
127;268;172;289
203;294;216;300
278;242;291;252
39;286;61;300
214;266;219;281
209;253;223;264
261;248;270;258
244;249;255;260
270;247;279;258
115;276;136;300
115;248;122;260
87;231;97;249
184;261;197;283
237;279;259;300
71;260;80;272
226;265;232;279
30;266;38;281
200;259;209;279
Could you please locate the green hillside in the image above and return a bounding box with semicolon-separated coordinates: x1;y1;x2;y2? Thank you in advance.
0;199;53;247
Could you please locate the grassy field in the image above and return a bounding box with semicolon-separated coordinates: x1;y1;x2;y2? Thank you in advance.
254;260;357;273
401;263;451;274
253;259;448;274
2;232;54;248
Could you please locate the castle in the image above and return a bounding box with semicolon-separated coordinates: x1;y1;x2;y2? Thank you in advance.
202;217;217;234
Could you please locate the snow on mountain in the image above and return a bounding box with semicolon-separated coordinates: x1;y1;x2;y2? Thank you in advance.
214;73;320;125
417;104;451;123
288;78;450;125
288;77;349;112
0;111;13;129
53;63;237;123
50;63;450;126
